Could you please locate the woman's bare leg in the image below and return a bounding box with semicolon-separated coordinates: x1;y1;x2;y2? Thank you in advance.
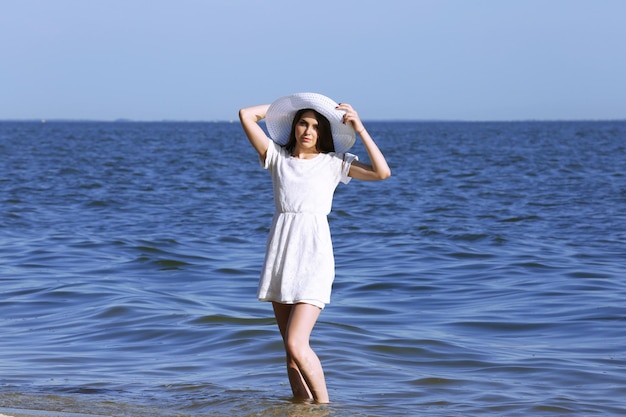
273;302;313;400
272;302;329;403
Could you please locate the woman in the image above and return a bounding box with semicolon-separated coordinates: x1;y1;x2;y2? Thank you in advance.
239;92;390;403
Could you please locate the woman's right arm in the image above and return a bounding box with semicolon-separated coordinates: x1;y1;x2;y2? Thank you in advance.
239;104;271;161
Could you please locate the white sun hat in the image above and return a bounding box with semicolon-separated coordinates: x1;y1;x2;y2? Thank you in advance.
265;92;356;153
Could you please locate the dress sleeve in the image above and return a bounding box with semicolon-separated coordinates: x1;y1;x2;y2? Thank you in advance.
260;140;281;170
339;152;359;184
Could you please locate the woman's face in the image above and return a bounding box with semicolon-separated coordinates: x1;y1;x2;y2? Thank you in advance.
294;110;319;152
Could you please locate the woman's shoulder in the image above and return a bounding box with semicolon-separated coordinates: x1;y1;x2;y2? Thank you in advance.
325;151;343;160
265;140;291;163
326;151;359;162
267;140;287;154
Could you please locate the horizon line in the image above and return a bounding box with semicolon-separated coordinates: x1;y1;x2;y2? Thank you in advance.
2;117;625;124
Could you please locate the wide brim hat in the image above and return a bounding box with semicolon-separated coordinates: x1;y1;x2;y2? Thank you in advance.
266;92;356;153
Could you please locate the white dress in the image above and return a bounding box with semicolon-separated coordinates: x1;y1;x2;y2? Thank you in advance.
257;141;358;309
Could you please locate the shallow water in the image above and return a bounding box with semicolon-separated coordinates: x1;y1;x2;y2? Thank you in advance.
1;120;625;416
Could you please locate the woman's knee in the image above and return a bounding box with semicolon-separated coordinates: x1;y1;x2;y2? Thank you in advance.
285;336;309;361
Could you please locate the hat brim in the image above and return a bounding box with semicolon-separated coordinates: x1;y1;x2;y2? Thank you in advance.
266;92;356;153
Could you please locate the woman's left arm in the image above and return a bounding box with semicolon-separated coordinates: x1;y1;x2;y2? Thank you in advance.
337;103;391;181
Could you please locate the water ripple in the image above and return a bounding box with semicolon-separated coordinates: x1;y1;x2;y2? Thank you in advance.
1;121;626;416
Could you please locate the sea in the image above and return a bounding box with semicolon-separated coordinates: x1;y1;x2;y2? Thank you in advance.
1;120;625;417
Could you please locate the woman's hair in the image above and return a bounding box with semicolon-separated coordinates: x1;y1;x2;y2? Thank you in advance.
285;109;335;154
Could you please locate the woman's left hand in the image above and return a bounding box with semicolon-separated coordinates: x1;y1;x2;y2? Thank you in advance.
337;102;391;180
336;103;364;133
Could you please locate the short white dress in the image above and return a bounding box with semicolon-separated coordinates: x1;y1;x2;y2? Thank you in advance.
257;141;358;309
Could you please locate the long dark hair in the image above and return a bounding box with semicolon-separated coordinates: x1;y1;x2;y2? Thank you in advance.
284;109;335;154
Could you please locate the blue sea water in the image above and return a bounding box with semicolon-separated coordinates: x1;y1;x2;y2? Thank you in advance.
1;120;625;416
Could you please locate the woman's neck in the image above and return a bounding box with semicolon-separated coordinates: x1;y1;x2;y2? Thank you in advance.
291;146;320;159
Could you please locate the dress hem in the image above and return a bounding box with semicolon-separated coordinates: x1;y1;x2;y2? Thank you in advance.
258;297;326;310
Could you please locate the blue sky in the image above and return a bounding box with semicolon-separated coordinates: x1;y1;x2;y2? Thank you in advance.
2;0;625;121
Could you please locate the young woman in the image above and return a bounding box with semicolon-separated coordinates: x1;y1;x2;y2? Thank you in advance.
239;92;390;403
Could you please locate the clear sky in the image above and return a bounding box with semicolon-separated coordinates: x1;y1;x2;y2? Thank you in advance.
2;0;625;121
